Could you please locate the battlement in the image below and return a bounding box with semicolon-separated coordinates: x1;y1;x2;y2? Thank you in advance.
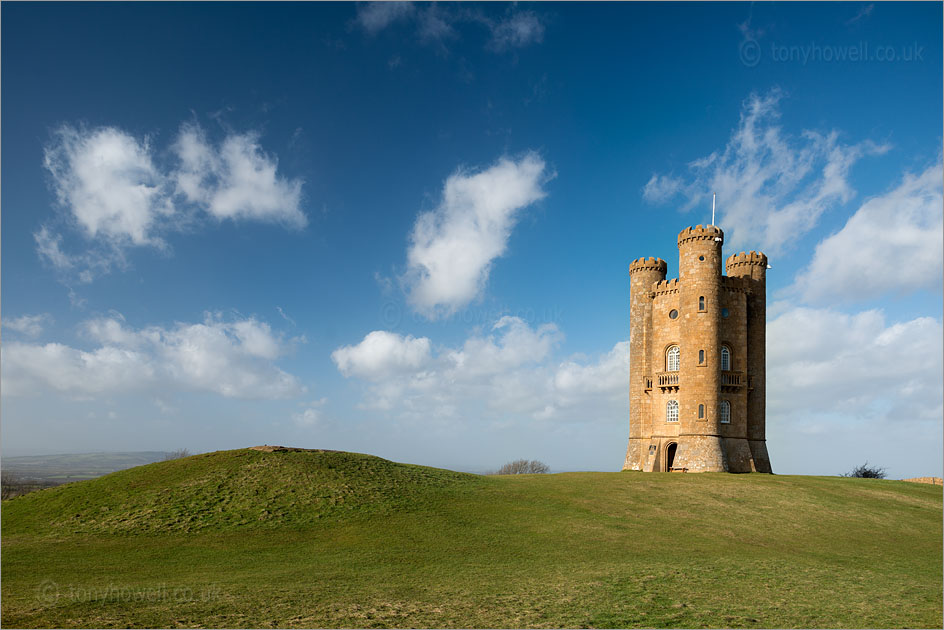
628;257;667;275
652;278;680;296
725;251;768;270
677;224;724;246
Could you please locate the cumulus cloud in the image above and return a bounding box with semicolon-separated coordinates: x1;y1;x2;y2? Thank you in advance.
768;306;943;424
172;124;305;227
642;89;889;254
791;161;943;303
38;122;305;282
403;153;548;318
4;314;52;338
43;125;173;246
2;313;303;399
333;317;628;423
332;330;432;380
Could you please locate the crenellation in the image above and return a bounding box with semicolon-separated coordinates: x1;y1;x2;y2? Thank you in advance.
652;278;681;296
629;257;668;275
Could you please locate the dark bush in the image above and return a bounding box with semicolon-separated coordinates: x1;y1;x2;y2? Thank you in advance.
842;462;886;479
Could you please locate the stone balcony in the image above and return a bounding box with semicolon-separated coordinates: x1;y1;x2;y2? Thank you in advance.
721;370;745;389
655;371;680;391
644;370;747;392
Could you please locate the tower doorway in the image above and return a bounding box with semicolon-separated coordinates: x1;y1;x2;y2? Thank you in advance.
665;442;678;471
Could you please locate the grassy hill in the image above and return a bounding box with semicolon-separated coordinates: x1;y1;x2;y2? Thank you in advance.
2;448;941;628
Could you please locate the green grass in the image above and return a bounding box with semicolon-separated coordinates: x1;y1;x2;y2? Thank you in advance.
2;448;941;628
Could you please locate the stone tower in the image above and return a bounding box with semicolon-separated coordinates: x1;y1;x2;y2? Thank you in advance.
622;225;772;473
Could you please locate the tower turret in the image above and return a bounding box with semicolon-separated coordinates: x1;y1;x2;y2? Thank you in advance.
726;251;771;473
625;257;667;470
672;225;727;471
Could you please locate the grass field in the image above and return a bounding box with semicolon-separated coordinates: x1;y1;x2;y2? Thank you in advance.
2;448;941;628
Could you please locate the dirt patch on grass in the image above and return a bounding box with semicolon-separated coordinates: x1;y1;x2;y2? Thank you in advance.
249;445;340;453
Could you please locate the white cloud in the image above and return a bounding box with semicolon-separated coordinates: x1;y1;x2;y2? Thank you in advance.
768;306;943;423
172;124;306;228
643;89;889;254
332;330;432;380
403;153;548;318
292;398;328;427
333;317;628;423
791;161;943;302
38;122;305;282
355;4;544;54
4;314;52;338
2;313;303;400
417;4;456;44
642;174;683;203
487;11;545;51
356;2;414;35
43;125;172;247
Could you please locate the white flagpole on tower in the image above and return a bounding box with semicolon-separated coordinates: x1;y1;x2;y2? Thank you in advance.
712;192;716;226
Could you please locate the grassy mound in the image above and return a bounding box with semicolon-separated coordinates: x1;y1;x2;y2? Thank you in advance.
1;448;482;535
2;451;941;628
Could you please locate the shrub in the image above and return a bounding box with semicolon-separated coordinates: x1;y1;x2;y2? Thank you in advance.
496;459;550;475
842;462;887;479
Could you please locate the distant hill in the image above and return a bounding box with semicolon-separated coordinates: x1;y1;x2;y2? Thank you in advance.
2;447;941;628
1;451;171;483
2;447;479;535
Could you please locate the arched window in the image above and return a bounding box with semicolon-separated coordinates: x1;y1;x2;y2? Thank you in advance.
698;403;705;419
699;296;706;311
698;349;705;365
666;400;679;423
720;401;731;424
721;346;731;371
666;346;680;371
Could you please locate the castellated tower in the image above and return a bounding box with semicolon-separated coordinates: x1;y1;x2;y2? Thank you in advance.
623;225;772;473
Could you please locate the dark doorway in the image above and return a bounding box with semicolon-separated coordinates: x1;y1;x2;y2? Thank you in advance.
666;443;678;471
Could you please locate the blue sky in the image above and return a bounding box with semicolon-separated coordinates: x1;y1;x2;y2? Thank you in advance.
2;2;941;478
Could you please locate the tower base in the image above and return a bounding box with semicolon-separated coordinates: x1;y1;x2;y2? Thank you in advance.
622;435;772;473
673;435;727;472
748;440;772;473
622;438;648;471
723;437;755;473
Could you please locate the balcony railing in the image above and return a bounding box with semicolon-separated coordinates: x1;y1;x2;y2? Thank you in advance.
655;371;679;390
721;370;745;388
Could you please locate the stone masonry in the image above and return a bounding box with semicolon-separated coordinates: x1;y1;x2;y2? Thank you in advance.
622;225;772;473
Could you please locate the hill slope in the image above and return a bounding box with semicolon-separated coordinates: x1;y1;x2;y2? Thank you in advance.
2;448;481;534
2;448;942;629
